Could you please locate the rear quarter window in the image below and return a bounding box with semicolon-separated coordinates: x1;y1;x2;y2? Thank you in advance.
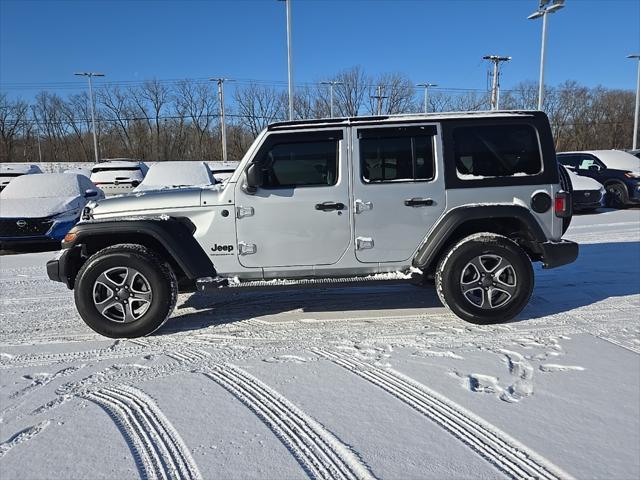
453;124;542;179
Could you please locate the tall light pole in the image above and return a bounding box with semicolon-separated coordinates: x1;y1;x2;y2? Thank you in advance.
628;54;640;150
528;0;565;111
483;56;511;110
416;83;438;113
74;72;104;163
278;0;295;121
319;80;344;118
210;78;233;162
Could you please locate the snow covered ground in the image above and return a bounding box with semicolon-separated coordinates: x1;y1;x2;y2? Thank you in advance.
0;209;638;479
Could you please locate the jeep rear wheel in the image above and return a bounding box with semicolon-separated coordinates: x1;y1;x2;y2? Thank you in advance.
436;233;533;324
74;244;178;338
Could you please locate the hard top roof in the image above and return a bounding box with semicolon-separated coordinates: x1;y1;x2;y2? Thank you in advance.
268;110;539;131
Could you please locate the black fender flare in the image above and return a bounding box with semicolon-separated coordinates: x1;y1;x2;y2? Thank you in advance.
412;205;548;270
63;218;216;280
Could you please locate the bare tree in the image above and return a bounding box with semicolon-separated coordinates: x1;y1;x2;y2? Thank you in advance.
333;66;370;116
367;73;416;115
0;94;29;162
234;82;286;136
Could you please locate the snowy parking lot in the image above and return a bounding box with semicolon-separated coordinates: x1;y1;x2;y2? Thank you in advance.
0;209;638;480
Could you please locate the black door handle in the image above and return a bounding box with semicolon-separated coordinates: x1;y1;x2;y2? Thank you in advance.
404;197;434;207
315;202;345;211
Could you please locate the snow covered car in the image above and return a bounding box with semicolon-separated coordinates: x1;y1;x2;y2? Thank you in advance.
0;173;103;247
557;150;640;208
90;160;147;196
566;168;605;212
0;163;42;192
64;166;92;178
48;111;578;338
133;161;215;193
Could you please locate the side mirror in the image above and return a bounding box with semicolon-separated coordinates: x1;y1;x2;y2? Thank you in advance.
588;165;600;172
243;163;262;195
131;180;140;187
84;189;98;198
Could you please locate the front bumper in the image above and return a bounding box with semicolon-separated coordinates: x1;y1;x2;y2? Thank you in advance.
539;240;579;269
46;247;81;289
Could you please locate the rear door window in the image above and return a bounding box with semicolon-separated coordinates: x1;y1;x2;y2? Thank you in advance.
453;124;542;178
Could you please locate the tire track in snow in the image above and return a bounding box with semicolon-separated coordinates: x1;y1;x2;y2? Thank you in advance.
85;385;201;480
203;363;375;480
315;349;573;480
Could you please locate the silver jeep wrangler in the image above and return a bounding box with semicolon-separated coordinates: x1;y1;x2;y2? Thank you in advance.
48;111;578;338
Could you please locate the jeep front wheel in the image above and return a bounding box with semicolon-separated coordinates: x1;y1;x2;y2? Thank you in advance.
74;244;178;338
435;233;533;324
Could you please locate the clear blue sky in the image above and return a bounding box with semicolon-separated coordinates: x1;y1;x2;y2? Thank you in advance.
1;0;639;100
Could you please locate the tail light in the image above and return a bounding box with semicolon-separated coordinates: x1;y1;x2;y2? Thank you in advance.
554;192;571;217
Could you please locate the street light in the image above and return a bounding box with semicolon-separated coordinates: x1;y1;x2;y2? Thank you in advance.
528;0;565;111
74;72;104;163
416;83;438;113
628;54;640;150
278;0;294;121
319;81;344;118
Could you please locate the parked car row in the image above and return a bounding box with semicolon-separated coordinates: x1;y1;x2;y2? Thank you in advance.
557;149;640;209
0;160;237;249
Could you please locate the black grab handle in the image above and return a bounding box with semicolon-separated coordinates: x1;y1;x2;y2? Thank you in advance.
404;198;434;207
315;202;345;211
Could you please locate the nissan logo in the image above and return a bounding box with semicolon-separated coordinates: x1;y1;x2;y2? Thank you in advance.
16;220;27;228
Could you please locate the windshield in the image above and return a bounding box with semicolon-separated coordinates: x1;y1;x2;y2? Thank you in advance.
0;174;80;199
91;166;141;173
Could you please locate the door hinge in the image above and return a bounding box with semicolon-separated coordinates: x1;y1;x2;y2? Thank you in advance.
238;242;257;255
236;206;255;218
356;237;375;250
354;199;373;214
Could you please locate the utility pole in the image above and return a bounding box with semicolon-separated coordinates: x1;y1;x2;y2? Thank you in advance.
628;54;640;150
528;0;566;111
416;83;438;113
482;56;511;110
371;85;388;116
74;72;104;163
31;106;42;163
320;80;344;118
210;78;233;162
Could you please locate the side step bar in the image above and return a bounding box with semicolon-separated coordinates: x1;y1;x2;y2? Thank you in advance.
196;273;422;293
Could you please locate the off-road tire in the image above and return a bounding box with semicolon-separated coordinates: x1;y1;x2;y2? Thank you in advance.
74;244;178;338
435;233;533;324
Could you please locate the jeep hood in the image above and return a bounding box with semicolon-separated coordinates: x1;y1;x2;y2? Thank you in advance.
92;187;204;216
90;184;226;216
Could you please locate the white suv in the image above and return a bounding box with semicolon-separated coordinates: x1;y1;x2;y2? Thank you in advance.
90;159;147;196
48;111;578;338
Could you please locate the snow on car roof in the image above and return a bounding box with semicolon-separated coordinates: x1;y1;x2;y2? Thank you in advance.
91;160;142;170
0;163;41;174
136;161;214;190
0;173;83;199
